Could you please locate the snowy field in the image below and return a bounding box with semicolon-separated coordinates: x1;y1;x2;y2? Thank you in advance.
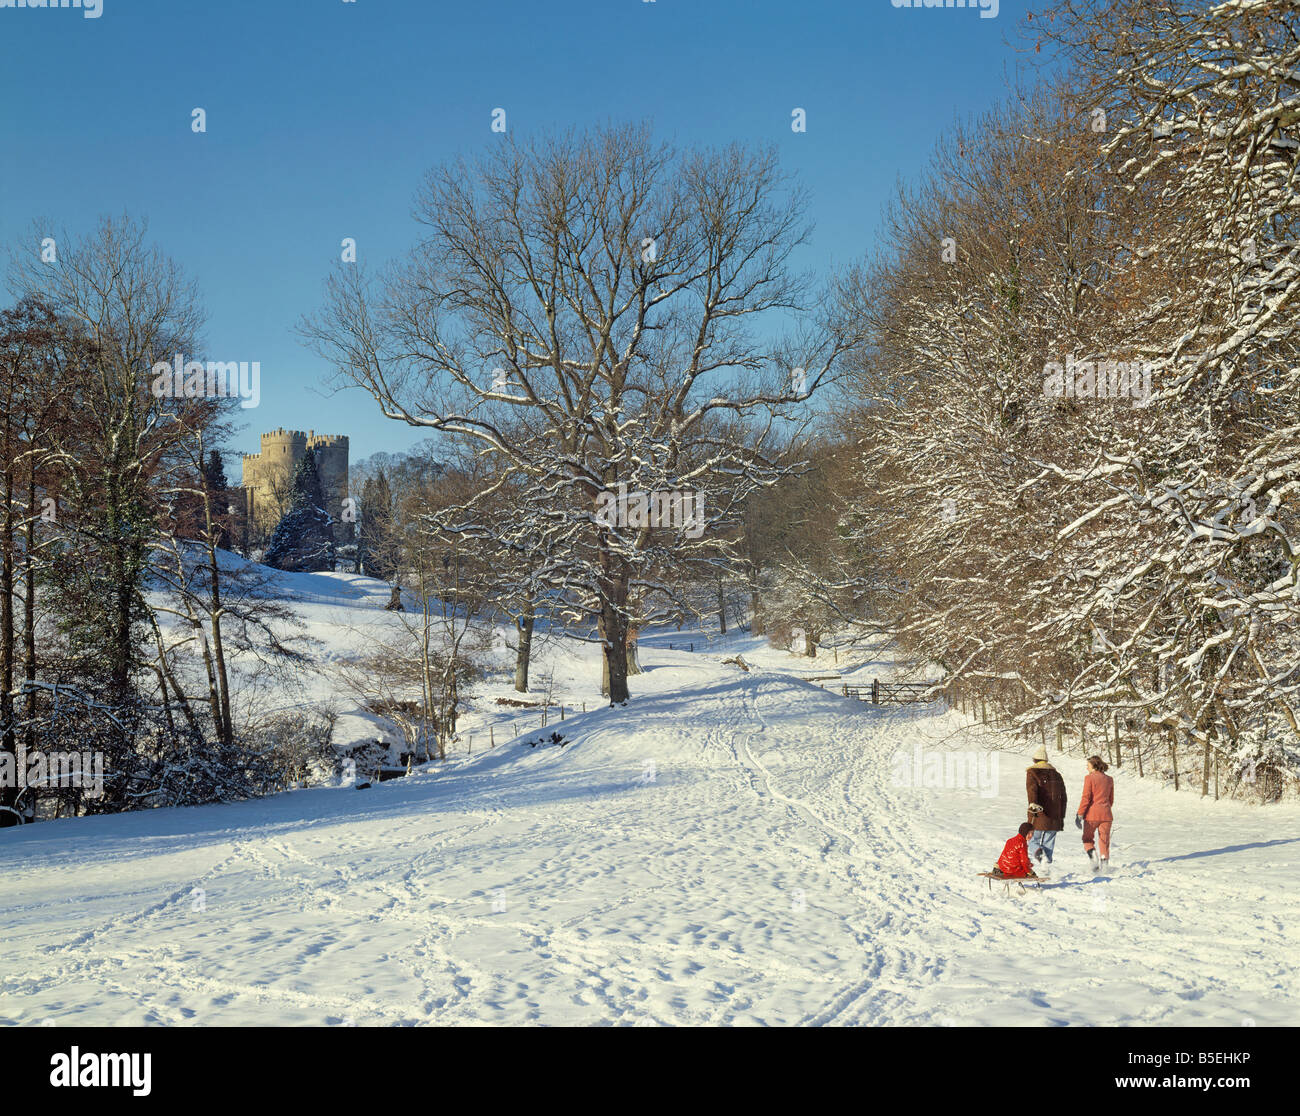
1;569;1297;1026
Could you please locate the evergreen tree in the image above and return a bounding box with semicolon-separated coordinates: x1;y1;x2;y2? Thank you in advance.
202;449;232;550
358;468;395;581
264;447;335;572
202;448;228;494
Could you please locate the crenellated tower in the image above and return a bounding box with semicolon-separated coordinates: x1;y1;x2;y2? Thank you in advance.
240;428;350;544
306;431;350;542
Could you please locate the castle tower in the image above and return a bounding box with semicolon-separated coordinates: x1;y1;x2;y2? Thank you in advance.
240;428;350;545
306;431;350;544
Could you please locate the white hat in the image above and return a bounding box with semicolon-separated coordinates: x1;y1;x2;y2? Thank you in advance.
1031;744;1049;763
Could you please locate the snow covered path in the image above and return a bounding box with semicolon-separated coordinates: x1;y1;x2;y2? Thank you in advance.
2;641;1298;1026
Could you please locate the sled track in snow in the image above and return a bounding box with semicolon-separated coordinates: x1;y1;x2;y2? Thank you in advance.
718;673;949;1026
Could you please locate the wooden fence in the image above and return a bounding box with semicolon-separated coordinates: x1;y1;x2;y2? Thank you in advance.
945;682;1249;801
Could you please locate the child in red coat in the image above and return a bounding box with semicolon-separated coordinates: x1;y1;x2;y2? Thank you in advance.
991;821;1038;879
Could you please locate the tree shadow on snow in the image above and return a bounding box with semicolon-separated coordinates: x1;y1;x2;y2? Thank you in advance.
1147;837;1300;864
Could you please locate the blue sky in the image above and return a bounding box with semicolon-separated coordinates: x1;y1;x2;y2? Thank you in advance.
1;0;1037;465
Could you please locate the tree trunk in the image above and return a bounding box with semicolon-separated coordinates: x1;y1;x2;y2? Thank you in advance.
514;603;535;693
200;462;234;748
106;476;141;710
419;567;434;760
0;466;16;827
627;626;643;676
599;606;630;704
597;540;631;701
148;611;203;739
22;468;37;756
195;621;225;746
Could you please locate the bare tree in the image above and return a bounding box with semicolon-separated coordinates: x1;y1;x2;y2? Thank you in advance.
302;124;854;702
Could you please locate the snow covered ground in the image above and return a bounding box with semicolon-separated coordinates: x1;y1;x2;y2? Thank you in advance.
1;568;1297;1026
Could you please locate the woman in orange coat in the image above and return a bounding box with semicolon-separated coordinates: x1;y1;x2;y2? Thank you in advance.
1076;755;1115;871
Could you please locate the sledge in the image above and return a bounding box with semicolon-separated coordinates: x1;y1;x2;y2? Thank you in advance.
977;871;1048;895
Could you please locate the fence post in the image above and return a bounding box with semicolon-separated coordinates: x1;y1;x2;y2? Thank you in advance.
872;678;879;704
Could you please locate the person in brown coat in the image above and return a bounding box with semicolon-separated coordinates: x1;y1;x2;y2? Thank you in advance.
1025;744;1068;873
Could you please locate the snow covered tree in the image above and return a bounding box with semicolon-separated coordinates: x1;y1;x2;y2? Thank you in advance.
7;218;207;718
0;297;74;825
303;124;856;702
829;0;1300;796
264;447;336;573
